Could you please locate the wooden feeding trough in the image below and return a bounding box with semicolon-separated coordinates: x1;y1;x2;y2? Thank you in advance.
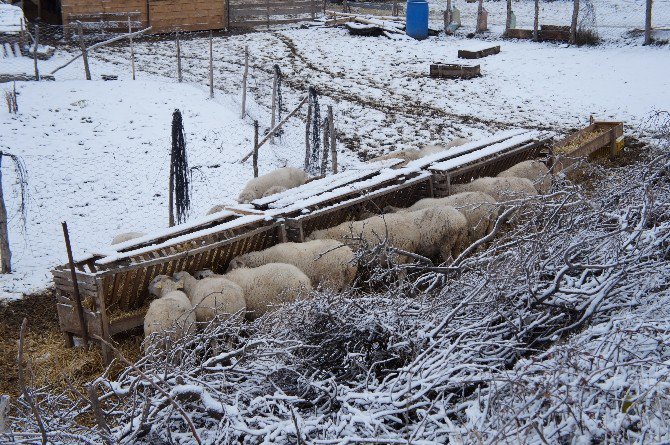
430;63;481;79
242;162;433;242
52;210;285;362
550;121;624;174
428;131;551;197
506;25;570;42
458;45;500;59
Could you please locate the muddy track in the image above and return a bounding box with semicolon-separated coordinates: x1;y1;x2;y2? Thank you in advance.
272;32;559;133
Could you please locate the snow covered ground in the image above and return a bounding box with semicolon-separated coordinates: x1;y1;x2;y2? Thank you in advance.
1;24;669;299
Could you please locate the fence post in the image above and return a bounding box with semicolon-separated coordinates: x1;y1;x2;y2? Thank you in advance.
644;0;653;45
533;0;539;41
266;0;271;30
505;0;512;35
476;0;484;33
176;32;182;82
77;22;92;80
33;23;40;81
19;18;25;56
320;116;329;175
253;120;259;178
241;46;248;118
445;0;452;28
304;100;312;171
570;0;579;43
209;31;214;98
128;15;136;80
270;72;278;144
0;156;11;274
329;105;337;173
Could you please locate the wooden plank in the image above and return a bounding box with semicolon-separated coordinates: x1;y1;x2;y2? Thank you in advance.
430;63;481;79
457;45;500;59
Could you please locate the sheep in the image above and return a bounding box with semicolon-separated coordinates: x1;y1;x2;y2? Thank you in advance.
173;271;246;323
367;149;423;167
397;192;499;243
306;213;421;265
228;240;357;291
262;185;288;198
497;160;552;194
111;232;146;245
405;206;469;262
225;263;312;320
206;204;227;215
144;275;196;351
421;137;472;156
450;177;538;203
237;167;308;203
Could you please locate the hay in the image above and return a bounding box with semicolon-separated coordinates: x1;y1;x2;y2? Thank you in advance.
554;128;606;155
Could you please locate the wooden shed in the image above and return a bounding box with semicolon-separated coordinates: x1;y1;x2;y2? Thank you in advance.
59;0;227;34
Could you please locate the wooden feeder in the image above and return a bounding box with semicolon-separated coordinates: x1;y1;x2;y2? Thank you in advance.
428;131;551;197
52;211;285;363
550;121;624;174
430;63;481;79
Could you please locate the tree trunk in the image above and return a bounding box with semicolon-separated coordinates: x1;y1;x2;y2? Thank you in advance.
570;0;580;43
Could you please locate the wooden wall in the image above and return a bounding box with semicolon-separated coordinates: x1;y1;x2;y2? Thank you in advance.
60;0;227;34
149;0;226;32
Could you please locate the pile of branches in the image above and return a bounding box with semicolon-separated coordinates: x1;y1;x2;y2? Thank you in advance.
5;148;670;444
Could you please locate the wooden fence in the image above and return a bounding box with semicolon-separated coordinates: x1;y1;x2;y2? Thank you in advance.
228;0;320;28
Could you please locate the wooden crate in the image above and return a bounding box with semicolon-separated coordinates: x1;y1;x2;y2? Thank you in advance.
52;213;284;362
549;121;624;174
429;133;550;197
458;45;500;59
506;26;570;42
430;63;481;79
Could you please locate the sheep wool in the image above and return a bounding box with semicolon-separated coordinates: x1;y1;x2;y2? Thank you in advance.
367;149;423;167
421;137;472;156
206;204;227;215
144;275;196;351
225;263;312;320
306;213;421;265
237;167;308;203
174;271;246;323
451;177;538;202
497;160;552;194
405;206;469;262
111;231;146;245
262;185;288;198
405;192;499;243
228;239;357;291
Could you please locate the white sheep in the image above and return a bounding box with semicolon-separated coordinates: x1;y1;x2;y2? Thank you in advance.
497;160;552;194
144;275;196;351
206;204;227;215
421;137;471;156
225;263;312;320
451;177;538;203
228;239;357;291
405;206;469;262
237;167;308;203
400;192;499;243
173;271;246;323
262;185;288;198
111;232;146;245
306;213;421;265
367;149;423;167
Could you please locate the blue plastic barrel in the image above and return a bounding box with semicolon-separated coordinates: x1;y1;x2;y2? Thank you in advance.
406;0;429;40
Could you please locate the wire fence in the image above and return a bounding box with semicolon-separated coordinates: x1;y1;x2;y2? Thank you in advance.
432;0;670;43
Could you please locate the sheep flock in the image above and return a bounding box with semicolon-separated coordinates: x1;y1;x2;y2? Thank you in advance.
140;158;552;351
